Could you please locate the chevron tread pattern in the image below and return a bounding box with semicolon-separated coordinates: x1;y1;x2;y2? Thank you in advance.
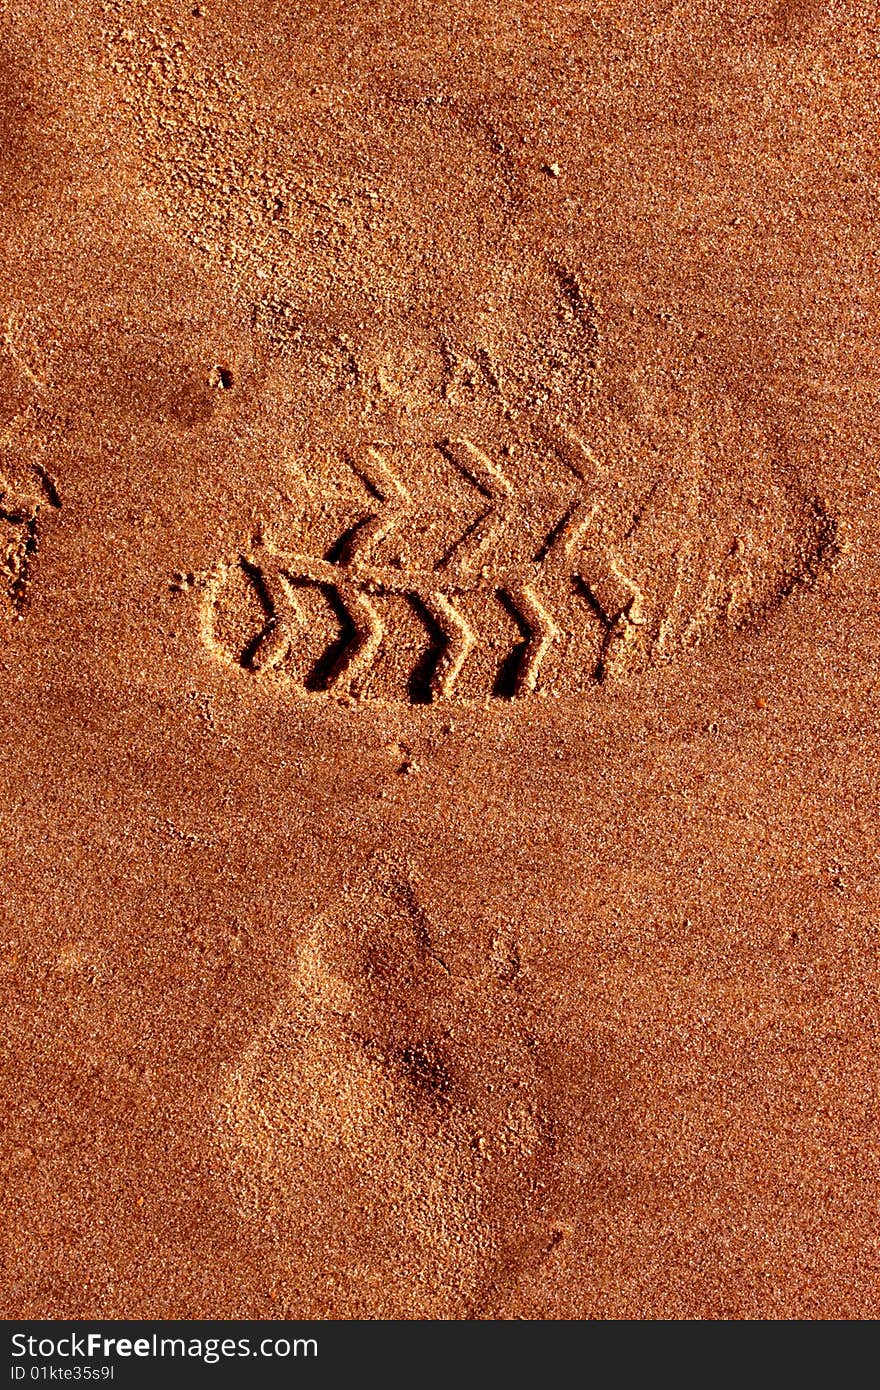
197;431;841;704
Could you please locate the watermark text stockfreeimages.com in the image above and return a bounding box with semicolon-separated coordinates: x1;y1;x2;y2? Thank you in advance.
11;1333;317;1367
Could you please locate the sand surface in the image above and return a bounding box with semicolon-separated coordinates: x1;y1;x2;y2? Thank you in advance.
2;0;879;1319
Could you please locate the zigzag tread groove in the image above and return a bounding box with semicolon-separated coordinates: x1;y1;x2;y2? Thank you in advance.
194;432;842;703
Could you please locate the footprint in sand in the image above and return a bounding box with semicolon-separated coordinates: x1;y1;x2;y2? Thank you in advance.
218;882;594;1318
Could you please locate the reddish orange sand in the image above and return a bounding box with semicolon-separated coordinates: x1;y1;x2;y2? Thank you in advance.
2;0;879;1319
